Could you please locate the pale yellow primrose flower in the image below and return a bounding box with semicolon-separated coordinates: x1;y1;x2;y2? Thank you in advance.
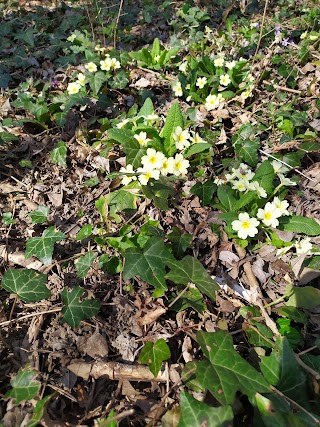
111;58;121;69
100;57;113;71
154;55;160;62
120;164;136;186
116;119;129;129
179;62;188;73
205;94;223;111
172;153;190;176
137;168;160;185
214;57;225;67
196;77;207;89
309;35;318;41
76;73;86;86
67;34;76;42
141;148;165;170
241;88;253;100
248;181;267;198
232;179;250;192
257;202;282;227
220;74;231;86
173;126;191;150
160;157;175;176
232;213;260;239
278;173;296;186
272;160;289;174
190;132;206;144
225;60;237;69
272;197;290;215
67;82;81;95
300;31;307;39
173;80;183;97
294;237;313;254
134;132;151;146
85;62;97;73
233;167;254;181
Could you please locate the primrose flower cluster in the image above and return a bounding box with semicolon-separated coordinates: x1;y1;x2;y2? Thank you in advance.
173;54;255;109
119;126;205;186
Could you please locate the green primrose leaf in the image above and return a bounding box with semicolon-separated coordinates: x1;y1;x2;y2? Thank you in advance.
61;287;100;328
75;251;98;278
183;142;211;158
160;103;184;156
123;236;174;297
137;97;154;118
5;365;40;404
50;141;67;168
260;336;308;405
166;255;219;301
108;127;134;144
138;338;171;377
279;215;320;236
217;185;236;211
196;331;270;405
76;224;93;241
178;392;233;427
0;131;18;144
29;206;50;224
253;160;275;194
1;268;50;302
151;38;161;59
26;394;53;427
285;284;320;309
25;226;65;265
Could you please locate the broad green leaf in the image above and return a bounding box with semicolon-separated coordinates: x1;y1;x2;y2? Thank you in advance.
105;188;138;211
76;252;98;278
151;38;161;59
138;338;171;376
275;306;308;324
162;47;180;65
108;128;134;144
109;70;129;90
233;191;256;211
196;331;270;405
279;215;320;236
300;142;320;152
167;227;192;259
61;287;100;328
29;206;49;224
25;226;65;265
285;284;320;309
235;138;260;166
76;224;93;241
1;268;50;302
170;285;206;313
142;179;175;210
300;354;320;376
50;141;67;168
183;142;211;158
166;256;219;301
217;185;236;212
2;212;16;226
160;103;184;156
122;138;147;169
253;160;275;194
5;365;40;404
137;97;154;118
307;256;320;270
178;392;233;427
123;236;174;297
0;131;18;144
89;71;107;95
255;393;291;427
14;28;35;47
190;180;216;206
260;336;308;406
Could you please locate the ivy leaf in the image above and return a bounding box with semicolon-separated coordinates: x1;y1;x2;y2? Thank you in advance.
50;141;67;168
137;97;154;118
75;252;98;279
253;160;275;194
4;365;40;404
88;71;108;95
167;227;192;259
122;138;147;169
160;103;184;156
178;392;233;427
123;236;174;297
190;180;216;206
196;331;270;405
109;70;129;90
138;338;171;377
235;138;260;166
279;215;320;236
166;256;219;301
26;394;53;427
25;226;65;265
260;336;308;406
61;287;100;328
29;206;49;224
76;224;93;241
104;187;138;211
1;268;50;302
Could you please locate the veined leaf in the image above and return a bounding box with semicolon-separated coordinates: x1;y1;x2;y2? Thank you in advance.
217;185;236;211
88;71;107;95
25;226;65;265
50;141;67;168
75;252;98;278
122;138;147;169
196;331;270;405
279;215;320;236
29;206;49;224
138;339;171;377
61;287;100;328
178;392;233;427
253;160;275;194
5;365;40;404
235;138;260;166
166;256;219;301
137;97;154;118
190;180;216;206
1;268;50;302
123;236;174;297
160;103;184;156
183;142;211;158
285;284;320;309
108;128;134;144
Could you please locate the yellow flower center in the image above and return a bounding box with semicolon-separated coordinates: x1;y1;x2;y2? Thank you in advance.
265;212;272;220
242;221;250;229
176;162;181;169
150;156;156;164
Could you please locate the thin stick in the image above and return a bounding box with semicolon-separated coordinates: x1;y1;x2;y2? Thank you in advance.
168;283;191;308
298;345;318;356
294;354;320;381
250;0;269;70
98;409;135;426
0;307;62;327
113;0;124;49
259;149;317;182
263;80;302;94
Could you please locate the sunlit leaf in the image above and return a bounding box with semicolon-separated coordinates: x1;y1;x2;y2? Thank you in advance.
25;226;65;265
61;287;100;328
1;268;50;302
5;365;40;404
138;338;171;376
29;206;49;224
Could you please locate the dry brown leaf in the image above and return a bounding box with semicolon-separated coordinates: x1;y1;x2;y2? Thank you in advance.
77;331;109;358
